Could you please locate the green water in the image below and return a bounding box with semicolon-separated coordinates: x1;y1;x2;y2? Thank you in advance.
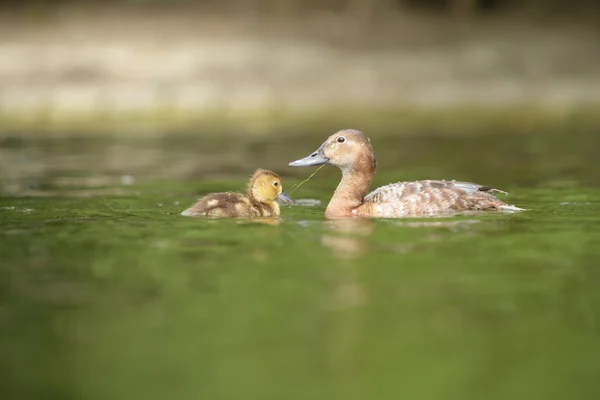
1;128;600;400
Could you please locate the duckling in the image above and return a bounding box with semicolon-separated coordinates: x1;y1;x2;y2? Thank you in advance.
181;169;295;218
289;129;523;218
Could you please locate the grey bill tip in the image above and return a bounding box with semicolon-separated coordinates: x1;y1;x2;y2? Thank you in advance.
288;148;329;167
278;190;295;204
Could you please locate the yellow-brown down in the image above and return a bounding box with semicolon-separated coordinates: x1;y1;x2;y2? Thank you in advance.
181;169;294;218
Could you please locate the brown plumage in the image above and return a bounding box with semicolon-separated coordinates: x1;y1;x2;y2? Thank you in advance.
289;129;523;218
181;169;295;218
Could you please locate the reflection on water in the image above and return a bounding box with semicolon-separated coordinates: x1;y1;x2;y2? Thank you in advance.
2;130;600;400
320;220;372;322
322;218;374;260
390;218;481;229
238;217;282;226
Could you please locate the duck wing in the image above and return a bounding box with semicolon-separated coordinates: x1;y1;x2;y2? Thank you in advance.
364;180;507;204
356;180;522;217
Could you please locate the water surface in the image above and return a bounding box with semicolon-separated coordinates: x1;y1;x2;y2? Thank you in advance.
1;129;600;400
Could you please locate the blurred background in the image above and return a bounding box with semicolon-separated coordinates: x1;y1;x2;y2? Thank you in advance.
1;0;599;133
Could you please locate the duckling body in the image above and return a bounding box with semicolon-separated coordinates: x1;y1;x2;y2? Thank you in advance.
181;169;294;218
289;129;522;218
181;191;279;217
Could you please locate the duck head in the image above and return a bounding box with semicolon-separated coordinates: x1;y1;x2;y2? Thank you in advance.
249;169;295;205
289;129;376;172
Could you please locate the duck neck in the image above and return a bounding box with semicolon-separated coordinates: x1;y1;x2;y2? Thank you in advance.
326;167;373;218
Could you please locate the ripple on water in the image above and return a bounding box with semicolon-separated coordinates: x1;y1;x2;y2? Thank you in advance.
293;198;322;206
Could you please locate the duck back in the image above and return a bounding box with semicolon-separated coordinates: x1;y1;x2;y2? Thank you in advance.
362;179;510;217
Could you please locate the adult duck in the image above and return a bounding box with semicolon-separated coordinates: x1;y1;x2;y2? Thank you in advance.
288;129;522;218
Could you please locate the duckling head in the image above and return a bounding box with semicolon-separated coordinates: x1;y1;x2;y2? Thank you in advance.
249;169;295;205
288;129;376;172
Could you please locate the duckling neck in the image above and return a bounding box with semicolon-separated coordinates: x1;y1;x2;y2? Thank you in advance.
250;196;279;217
326;168;373;218
266;201;280;216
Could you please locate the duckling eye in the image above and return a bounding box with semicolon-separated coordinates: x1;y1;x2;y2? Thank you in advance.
273;181;279;187
337;136;346;143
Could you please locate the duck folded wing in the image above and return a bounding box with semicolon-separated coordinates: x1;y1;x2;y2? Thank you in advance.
364;180;507;204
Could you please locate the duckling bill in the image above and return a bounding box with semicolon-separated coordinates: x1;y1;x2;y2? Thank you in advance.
181;169;295;218
289;129;523;218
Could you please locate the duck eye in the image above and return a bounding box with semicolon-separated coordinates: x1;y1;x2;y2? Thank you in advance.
337;136;346;143
273;182;279;187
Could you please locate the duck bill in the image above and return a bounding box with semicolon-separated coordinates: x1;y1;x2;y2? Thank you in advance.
277;190;295;205
288;144;329;167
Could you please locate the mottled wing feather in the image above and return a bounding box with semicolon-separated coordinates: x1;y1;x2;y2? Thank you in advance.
362;180;508;217
364;180;506;203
